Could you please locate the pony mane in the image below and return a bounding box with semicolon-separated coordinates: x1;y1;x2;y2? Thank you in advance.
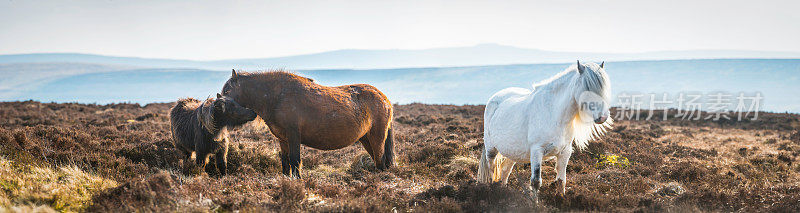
199;97;219;134
240;69;315;83
175;97;200;106
571;114;613;150
534;63;613;150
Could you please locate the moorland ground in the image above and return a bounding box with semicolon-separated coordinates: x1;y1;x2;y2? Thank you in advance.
1;101;799;212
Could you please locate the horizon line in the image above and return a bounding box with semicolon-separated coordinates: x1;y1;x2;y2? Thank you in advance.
3;43;800;62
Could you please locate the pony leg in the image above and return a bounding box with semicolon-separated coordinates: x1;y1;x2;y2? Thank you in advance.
498;159;516;185
358;137;379;168
477;145;497;183
215;139;229;175
277;139;290;176
195;140;212;173
555;147;573;196
366;127;389;170
529;148;544;204
287;131;302;178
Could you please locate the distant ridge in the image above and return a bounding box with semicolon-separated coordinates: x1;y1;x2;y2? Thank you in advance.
2;44;800;70
1;59;799;112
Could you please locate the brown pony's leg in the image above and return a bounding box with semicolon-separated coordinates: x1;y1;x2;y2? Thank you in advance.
366;126;389;170
278;140;291;176
287;131;302;178
358;137;377;167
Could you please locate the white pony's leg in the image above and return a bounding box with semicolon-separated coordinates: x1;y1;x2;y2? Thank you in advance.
555;147;574;196
529;148;543;203
498;159;516;184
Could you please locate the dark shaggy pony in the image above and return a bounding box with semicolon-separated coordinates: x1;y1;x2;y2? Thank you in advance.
169;94;257;175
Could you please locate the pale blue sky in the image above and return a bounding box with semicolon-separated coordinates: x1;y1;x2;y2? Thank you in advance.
1;0;798;60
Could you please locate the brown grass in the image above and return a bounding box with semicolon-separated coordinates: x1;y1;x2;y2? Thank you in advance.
0;101;798;212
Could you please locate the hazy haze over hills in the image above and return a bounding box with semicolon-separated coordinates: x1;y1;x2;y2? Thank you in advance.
3;44;800;70
1;44;798;112
1;59;798;112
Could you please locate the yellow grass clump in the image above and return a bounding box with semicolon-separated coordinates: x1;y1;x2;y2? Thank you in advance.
0;157;117;212
595;154;630;169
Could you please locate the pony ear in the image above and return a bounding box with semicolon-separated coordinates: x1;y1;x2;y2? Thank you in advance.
600;61;604;68
216;93;222;99
231;69;238;81
577;60;585;74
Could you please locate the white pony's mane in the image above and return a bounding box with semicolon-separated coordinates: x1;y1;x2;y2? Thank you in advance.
533;63;613;150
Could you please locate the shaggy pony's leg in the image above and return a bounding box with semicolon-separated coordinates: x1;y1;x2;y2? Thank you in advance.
498;159;516;184
529;148;543;204
195;139;212;171
215;138;229;175
555;147;573;196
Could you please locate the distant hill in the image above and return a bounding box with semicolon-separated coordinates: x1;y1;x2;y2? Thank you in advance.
2;59;798;112
0;63;135;99
2;44;800;70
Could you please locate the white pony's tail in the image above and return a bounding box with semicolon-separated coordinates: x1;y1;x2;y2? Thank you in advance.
477;146;492;183
479;97;500;183
477;147;505;183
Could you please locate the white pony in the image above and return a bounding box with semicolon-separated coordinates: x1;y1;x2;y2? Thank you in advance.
478;61;612;201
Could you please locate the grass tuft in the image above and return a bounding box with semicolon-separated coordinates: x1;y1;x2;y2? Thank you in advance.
595;154;630;169
0;157;117;212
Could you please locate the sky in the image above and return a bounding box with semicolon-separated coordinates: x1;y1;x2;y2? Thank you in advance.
1;0;799;60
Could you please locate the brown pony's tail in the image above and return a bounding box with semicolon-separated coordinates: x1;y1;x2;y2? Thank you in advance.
382;127;395;168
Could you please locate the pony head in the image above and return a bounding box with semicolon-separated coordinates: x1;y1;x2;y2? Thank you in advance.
574;60;611;124
198;93;257;135
213;93;257;127
221;69;244;101
565;60;612;150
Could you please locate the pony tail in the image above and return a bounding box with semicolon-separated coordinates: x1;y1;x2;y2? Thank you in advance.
478;146;507;183
382;127;395;168
477;147;491;183
477;146;502;183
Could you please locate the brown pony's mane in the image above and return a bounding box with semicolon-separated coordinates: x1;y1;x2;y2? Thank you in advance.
236;70;314;83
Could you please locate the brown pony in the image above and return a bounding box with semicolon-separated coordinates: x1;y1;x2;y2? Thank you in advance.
221;70;394;178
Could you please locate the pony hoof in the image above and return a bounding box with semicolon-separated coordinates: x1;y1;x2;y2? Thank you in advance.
530;195;539;205
523;188;539;204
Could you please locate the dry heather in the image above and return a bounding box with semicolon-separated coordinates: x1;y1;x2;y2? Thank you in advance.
0;101;798;212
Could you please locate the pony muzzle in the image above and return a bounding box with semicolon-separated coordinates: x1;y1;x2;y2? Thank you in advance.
594;115;608;124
